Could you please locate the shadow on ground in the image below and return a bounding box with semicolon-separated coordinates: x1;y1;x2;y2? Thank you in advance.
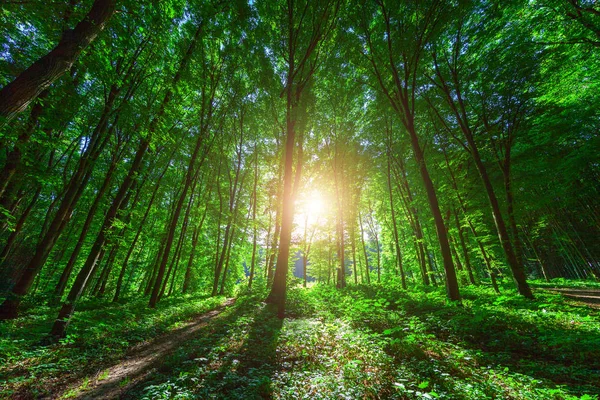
67;298;237;399
324;284;600;397
118;300;284;399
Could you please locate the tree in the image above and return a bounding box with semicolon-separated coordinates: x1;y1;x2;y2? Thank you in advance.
0;0;117;127
263;0;341;317
355;0;460;301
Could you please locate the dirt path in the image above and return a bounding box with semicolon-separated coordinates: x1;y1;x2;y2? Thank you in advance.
59;298;236;399
542;287;600;308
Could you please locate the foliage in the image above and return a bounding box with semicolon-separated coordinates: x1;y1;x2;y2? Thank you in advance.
0;294;226;397
0;0;599;397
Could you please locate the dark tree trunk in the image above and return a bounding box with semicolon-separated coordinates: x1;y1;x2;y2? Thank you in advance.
266;108;296;314
0;85;118;320
0;0;116;126
113;157;173;302
365;0;459;301
387;147;406;289
0;91;49;197
49;144;120;305
432;55;532;299
407;119;459;300
266;0;340;317
358;211;370;284
248;147;259;289
454;209;476;285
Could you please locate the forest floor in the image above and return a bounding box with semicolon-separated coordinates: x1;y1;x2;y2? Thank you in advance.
61;298;236;399
1;279;599;399
538;287;600;308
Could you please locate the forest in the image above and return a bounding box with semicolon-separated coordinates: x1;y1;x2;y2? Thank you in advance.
0;0;599;398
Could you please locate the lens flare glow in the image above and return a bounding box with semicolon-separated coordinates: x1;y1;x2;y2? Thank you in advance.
305;191;325;216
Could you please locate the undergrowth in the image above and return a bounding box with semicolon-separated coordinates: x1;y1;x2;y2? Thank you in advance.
286;279;600;399
0;294;226;398
1;278;599;399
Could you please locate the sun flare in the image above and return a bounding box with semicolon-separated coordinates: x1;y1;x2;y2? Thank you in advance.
296;190;327;234
305;191;325;216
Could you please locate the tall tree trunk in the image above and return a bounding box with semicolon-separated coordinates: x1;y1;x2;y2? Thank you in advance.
49;142;120;305
365;0;459;301
387;147;406;288
248;147;259;289
0;0;116;126
468;142;531;298
454;209;476;285
113;155;172;302
0;91;49;197
433;56;532;299
503;160;525;269
358;211;370;284
267;103;296;314
0;85;118;320
266;0;340;317
407;119;459;300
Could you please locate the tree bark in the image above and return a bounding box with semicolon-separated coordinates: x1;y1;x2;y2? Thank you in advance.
49;177;138;338
0;0;117;126
358;211;370;284
248;146;259;289
387;146;406;288
49;142;121;305
432;52;532;299
0;85;117;320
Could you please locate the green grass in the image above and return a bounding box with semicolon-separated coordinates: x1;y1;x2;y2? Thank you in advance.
529;277;600;289
290;281;600;399
1;279;599;399
128;280;600;399
0;294;226;398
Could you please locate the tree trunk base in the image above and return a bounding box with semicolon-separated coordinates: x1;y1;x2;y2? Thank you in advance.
50;303;75;339
0;297;20;320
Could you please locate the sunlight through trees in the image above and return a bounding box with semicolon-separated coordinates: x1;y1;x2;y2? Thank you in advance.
0;3;599;396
